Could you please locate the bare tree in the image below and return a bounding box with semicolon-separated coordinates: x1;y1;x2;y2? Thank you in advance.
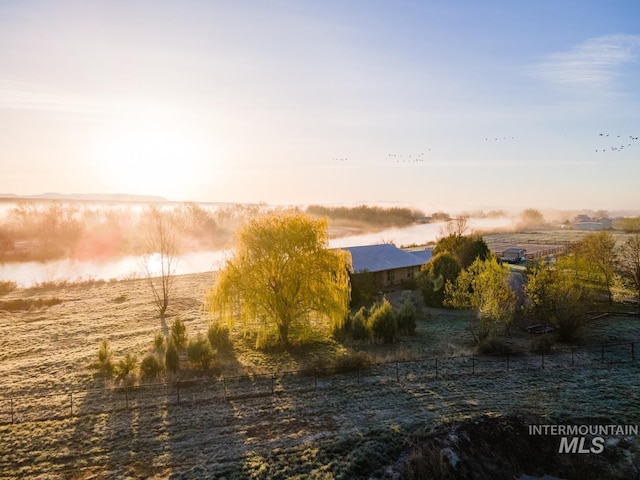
439;215;469;237
142;206;179;317
518;208;545;229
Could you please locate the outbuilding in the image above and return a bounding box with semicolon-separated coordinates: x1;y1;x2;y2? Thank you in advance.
500;247;526;263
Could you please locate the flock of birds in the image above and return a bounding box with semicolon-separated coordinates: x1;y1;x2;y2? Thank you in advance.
334;151;434;164
388;151;432;163
594;133;640;153
332;132;639;164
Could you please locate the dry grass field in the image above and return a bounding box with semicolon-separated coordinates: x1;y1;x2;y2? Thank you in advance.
1;272;640;478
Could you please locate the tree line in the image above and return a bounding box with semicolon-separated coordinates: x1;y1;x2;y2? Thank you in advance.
0;201;265;263
305;204;425;228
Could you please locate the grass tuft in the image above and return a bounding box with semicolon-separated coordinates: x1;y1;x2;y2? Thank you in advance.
0;280;17;295
0;297;62;312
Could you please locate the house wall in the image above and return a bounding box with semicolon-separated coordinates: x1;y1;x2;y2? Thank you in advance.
503;252;522;260
375;266;417;287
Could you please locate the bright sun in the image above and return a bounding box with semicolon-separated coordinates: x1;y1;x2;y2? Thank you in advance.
95;113;213;199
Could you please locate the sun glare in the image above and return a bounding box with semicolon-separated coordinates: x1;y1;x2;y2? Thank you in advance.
144;252;165;277
94;113;214;199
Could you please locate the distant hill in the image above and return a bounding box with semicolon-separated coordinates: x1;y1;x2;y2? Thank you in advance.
0;192;168;202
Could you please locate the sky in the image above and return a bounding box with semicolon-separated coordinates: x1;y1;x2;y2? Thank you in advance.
1;0;639;213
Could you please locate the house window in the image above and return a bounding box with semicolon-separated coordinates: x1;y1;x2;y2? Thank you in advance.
407;267;413;278
386;270;395;283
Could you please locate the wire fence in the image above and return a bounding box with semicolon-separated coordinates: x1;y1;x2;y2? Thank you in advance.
1;341;637;426
484;235;577;246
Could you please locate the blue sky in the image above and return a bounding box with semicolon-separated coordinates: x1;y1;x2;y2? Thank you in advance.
1;1;639;212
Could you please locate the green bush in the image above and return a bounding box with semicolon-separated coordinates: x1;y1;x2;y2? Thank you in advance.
115;353;138;385
396;298;418;336
333;351;372;373
368;298;397;343
153;332;165;354
170;318;187;349
95;338;114;379
165;340;180;373
187;334;215;370
331;313;351;341
476;337;513;356
208;322;232;351
351;306;370;341
140;354;164;381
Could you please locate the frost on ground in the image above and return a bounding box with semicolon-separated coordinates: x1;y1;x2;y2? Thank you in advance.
1;273;640;478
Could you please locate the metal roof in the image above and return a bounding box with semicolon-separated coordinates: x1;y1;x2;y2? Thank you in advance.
408;248;434;263
342;244;432;273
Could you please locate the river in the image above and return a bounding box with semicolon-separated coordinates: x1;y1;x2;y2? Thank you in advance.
0;217;514;287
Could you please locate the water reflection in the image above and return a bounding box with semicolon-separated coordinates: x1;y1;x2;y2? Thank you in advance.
0;250;228;288
0;217;513;287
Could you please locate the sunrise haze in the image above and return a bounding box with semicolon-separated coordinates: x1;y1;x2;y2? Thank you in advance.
1;1;639;212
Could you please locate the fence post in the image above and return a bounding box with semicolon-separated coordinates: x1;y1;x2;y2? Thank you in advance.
633;342;635;362
571;347;575;368
271;373;275;395
435;357;438;379
314;373;317;390
472;356;475;375
177;382;180;404
541;352;544;370
223;377;227;401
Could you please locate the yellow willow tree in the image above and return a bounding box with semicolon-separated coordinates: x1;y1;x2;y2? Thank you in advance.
207;211;351;348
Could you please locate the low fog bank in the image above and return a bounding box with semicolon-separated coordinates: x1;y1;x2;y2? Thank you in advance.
0;216;516;287
330;216;515;249
1;200;639;287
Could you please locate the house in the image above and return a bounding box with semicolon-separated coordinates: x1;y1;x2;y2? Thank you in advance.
572;215;612;231
501;247;526;264
574;221;607;231
342;244;432;288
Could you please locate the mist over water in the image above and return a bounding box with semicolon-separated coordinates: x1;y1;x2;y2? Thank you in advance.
0;217;514;287
0;250;229;288
329;217;513;248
